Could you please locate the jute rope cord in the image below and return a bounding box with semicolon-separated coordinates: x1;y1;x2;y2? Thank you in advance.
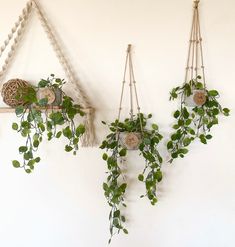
184;0;206;89
0;0;95;146
117;44;144;135
0;1;33;85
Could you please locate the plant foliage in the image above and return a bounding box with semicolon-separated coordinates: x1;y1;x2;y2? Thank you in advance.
12;74;85;173
167;75;230;162
100;113;163;243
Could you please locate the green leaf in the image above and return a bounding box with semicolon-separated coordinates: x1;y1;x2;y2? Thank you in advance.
167;141;173;149
12;160;20;168
76;124;85;136
12;123;18;130
196;82;203;89
56;131;62;138
119;183;127;192
19;146;27;153
154;170;163;182
189;128;196;135
119;148;127;157
178;148;188;154
73;138;79;145
152;123;158;130
138;174;144;181
103;183;108;191
65;145;73;152
38;98;48;106
15;106;24;116
199;134;207;144
35;157;41;163
49;112;64;125
102;153;108;160
38;79;49;87
208;90;219;97
123;229;128;234
183;107;190;119
47;132;53;140
21;121;30;129
55;78;61;83
173;110;180;118
113;210;120;218
183;137;191;146
24;151;33;160
185;119;192;125
33;134;39;141
33;140;39;148
25;169;32;174
212;108;219;115
172;124;179;130
38;123;45;132
63;127;72;139
206;134;212;140
223;108;230;116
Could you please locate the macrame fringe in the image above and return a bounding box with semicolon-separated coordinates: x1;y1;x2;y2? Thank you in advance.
81;109;96;147
0;0;96;147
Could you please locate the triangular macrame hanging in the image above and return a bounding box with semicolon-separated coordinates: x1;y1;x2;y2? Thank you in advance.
0;0;95;146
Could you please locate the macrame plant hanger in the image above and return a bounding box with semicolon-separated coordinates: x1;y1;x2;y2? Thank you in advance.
0;0;95;146
117;44;143;136
184;0;206;91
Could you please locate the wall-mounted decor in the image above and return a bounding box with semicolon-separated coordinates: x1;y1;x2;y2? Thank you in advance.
100;45;163;243
0;0;96;171
167;0;230;163
9;75;86;173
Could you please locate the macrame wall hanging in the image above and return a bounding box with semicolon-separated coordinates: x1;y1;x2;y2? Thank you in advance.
0;0;96;172
167;0;230;163
100;45;163;243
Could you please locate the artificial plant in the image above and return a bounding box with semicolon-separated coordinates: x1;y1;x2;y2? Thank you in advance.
100;45;163;243
12;74;86;173
167;1;230;163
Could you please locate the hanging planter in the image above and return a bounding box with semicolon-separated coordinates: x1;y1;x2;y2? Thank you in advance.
100;45;163;243
0;0;96;153
167;0;230;163
119;131;142;150
9;74;86;173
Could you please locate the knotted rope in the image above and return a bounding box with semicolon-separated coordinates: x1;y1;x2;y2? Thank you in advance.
184;0;206;88
117;44;143;134
0;0;95;146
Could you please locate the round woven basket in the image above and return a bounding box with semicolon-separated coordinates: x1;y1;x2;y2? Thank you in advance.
1;79;30;107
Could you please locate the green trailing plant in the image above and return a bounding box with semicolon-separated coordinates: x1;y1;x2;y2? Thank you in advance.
12;74;86;173
167;75;230;163
100;113;163;243
167;1;230;163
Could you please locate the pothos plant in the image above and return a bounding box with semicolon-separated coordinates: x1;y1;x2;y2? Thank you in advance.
100;113;163;243
12;74;86;173
167;75;230;163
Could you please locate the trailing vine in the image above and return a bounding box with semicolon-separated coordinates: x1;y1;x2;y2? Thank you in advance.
167;76;230;163
167;1;230;163
12;74;85;173
100;113;163;243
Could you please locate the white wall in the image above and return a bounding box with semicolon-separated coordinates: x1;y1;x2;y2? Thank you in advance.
0;0;234;246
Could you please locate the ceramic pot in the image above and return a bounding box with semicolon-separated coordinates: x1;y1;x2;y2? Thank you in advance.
185;89;207;107
37;87;62;106
119;132;142;150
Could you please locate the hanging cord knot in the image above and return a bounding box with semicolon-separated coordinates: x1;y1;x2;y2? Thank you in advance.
127;44;132;53
194;0;200;9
